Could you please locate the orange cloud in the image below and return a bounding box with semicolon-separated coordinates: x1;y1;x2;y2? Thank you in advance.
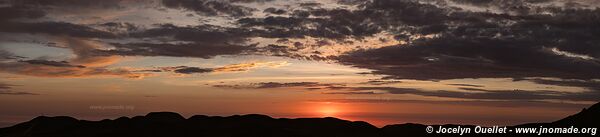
212;61;290;73
0;37;150;79
56;37;121;67
0;62;151;79
150;61;290;75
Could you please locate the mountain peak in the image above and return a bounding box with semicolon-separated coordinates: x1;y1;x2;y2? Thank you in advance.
145;112;185;119
552;101;600;127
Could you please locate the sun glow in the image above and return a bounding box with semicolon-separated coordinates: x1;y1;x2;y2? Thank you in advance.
318;102;340;117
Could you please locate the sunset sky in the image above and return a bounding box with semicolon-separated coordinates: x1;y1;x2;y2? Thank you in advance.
1;0;600;127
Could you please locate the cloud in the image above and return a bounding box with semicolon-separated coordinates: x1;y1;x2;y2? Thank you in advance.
339;36;600;80
325;86;600;102
212;61;289;73
526;78;600;91
11;0;127;9
0;21;116;38
447;84;485;88
0;38;151;79
0;1;117;38
0;91;38;95
321;91;382;95
19;59;85;68
173;67;213;74
254;82;329;88
162;0;257;17
146;61;290;74
102;24;254;58
0;61;151;79
549;47;595;60
0;83;38;95
298;2;323;8
329;0;600;81
337;0;368;5
1;0;600;84
0;6;46;21
0;49;25;60
361;80;403;85
224;0;600;81
263;7;286;15
104;42;252;59
446;0;598;15
0;0;126;21
213;82;344;89
154;66;213;74
313;99;591;108
229;0;275;3
96;22;141;34
236;11;381;40
0;83;13;89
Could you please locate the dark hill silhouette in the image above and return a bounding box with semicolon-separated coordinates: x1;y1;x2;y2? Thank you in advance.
552;102;600;127
1;102;598;137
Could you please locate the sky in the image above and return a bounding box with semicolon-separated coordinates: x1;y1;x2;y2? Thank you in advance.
1;0;600;127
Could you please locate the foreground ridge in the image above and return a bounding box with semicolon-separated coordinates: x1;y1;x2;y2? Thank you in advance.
0;102;598;137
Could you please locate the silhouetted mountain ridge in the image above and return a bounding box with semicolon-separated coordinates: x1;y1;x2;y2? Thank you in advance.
552;101;600;127
1;102;598;137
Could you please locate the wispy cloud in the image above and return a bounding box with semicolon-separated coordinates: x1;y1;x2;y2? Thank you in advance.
320;85;600;102
0;38;152;79
0;83;38;95
447;83;485;88
311;99;592;108
145;61;290;74
213;82;344;89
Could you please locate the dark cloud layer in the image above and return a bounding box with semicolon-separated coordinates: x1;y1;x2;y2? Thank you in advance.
229;0;274;3
339;37;600;80
526;78;600;91
209;79;600;102
0;0;262;79
237;9;382;40
324;0;600;80
0;2;114;38
105;42;251;59
162;0;257;17
326;86;600;102
0;21;117;38
0;6;46;21
361;80;403;85
317;99;589;109
210;0;600;81
447;84;485;88
10;0;125;8
148;66;214;74
173;66;212;74
263;7;286;15
1;0;599;85
19;59;85;68
98;24;255;58
0;2;115;39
